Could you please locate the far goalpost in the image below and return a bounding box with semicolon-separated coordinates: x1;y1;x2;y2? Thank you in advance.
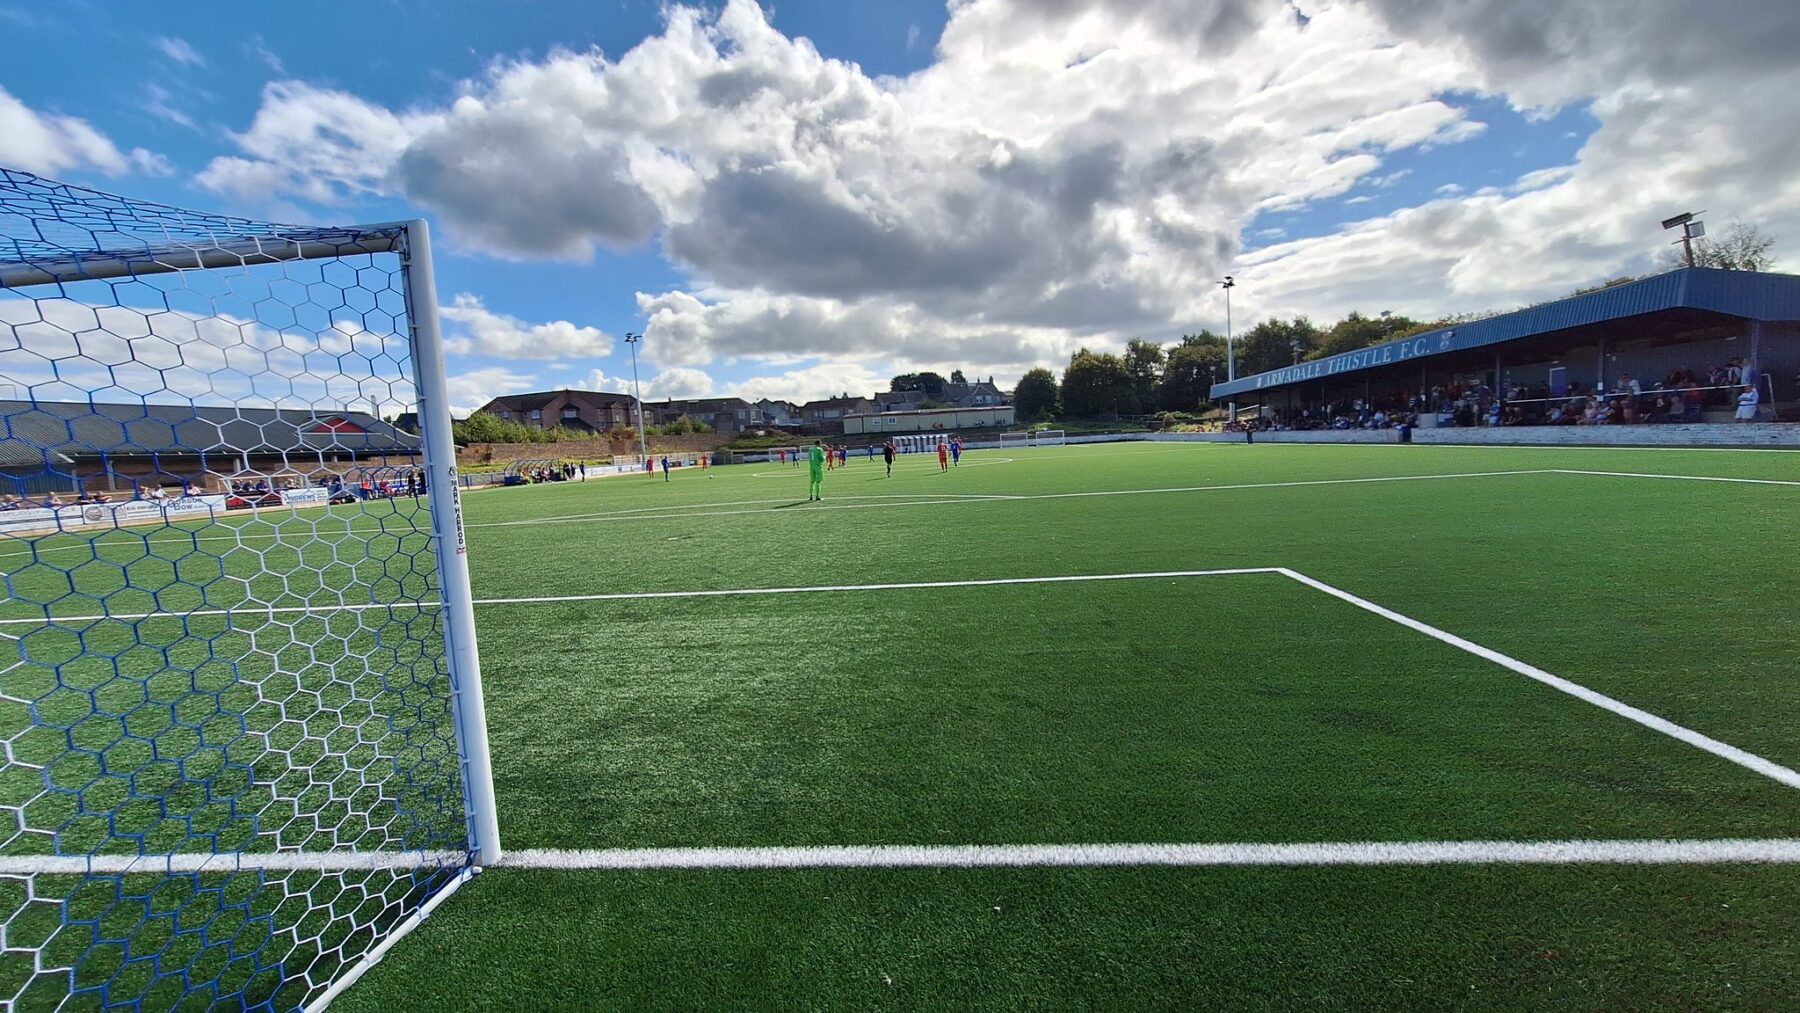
1031;429;1068;446
0;168;499;1011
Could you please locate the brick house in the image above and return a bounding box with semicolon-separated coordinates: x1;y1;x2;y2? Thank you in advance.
798;394;876;433
477;389;641;433
649;397;755;432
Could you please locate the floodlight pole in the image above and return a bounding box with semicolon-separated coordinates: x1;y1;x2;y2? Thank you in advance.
1662;211;1705;268
1222;275;1237;420
625;332;648;464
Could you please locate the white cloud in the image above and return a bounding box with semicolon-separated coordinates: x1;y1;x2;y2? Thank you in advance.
447;366;539;418
644;367;716;400
246;36;285;75
196;80;435;205
153;36;206;67
440;294;612;360
141;82;196;130
0;298;413;410
0;86;168;177
579;368;628;393
727;361;887;405
194;0;1800;383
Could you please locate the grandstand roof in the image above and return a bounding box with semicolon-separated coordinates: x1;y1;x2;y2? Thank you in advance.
1210;267;1800;399
0;400;419;468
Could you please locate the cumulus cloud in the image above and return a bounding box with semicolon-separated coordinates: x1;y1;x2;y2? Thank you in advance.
195;0;1800;381
728;361;887;405
440;294;612;360
0;86;169;178
447;366;540;417
196;81;434;205
643;367;716;400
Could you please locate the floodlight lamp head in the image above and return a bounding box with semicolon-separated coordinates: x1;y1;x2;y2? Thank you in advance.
1661;211;1696;231
1221;275;1235;289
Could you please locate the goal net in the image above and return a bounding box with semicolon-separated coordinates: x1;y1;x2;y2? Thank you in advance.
999;432;1031;449
0;169;498;1010
1031;430;1068;446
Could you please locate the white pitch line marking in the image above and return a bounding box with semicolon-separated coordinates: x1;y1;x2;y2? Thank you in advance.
8;564;1799;802
9;838;1800;876
493;838;1800;870
0;568;1280;625
3;464;1789;559
1275;568;1800;791
1549;468;1800;487
459;469;1561;528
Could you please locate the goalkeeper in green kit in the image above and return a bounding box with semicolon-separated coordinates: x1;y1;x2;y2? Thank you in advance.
808;440;826;501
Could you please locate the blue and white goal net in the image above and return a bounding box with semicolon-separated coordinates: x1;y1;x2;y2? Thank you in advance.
0;169;496;1011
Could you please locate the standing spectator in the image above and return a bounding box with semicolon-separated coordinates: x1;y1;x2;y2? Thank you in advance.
1736;383;1760;422
660;455;671;481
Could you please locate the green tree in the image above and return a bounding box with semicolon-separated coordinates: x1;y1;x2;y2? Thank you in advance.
1160;344;1228;411
1569;276;1639;296
1180;331;1228;349
1236;317;1322;375
1124;339;1165;413
1309;311;1416;360
1061;349;1137;417
950;369;968;384
1012;367;1060;422
890;371;949;397
1663;219;1776;271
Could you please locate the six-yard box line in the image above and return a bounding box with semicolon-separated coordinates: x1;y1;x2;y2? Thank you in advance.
4;565;1800;877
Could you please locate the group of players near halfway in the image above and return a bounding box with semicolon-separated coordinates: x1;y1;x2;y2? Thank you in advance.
781;436;964;501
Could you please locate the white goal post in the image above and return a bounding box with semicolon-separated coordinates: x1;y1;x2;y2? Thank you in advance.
1031;429;1068;446
999;431;1031;448
0;168;499;1011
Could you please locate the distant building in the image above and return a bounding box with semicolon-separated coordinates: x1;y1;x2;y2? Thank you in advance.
873;390;923;412
941;379;1006;408
477;389;640;432
843;405;1015;435
0;400;420;495
753;399;801;427
649;397;755;432
798;394;877;433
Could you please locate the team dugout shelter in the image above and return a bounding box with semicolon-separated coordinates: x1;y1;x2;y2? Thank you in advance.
1208;268;1800;422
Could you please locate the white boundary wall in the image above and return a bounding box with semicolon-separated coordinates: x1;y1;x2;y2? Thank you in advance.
987;423;1800;449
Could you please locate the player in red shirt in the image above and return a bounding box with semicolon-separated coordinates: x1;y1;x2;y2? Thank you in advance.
936;438;950;472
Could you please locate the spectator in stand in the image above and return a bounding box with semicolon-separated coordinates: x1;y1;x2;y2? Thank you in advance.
0;495;20;511
1736;383;1760;422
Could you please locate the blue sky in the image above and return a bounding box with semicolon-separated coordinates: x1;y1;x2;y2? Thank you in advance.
0;0;1787;410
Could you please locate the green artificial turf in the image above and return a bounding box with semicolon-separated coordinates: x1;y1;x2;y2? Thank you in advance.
6;442;1800;1008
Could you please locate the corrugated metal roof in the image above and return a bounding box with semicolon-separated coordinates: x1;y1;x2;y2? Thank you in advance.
1211;268;1800;399
0;399;419;469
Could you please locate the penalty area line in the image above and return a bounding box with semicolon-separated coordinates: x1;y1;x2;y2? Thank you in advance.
11;839;1800;875
1276;568;1800;792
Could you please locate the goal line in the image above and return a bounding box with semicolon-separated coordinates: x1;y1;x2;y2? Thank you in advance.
8;838;1800;876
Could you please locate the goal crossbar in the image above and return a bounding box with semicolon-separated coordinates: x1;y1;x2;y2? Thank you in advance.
0;227;407;289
